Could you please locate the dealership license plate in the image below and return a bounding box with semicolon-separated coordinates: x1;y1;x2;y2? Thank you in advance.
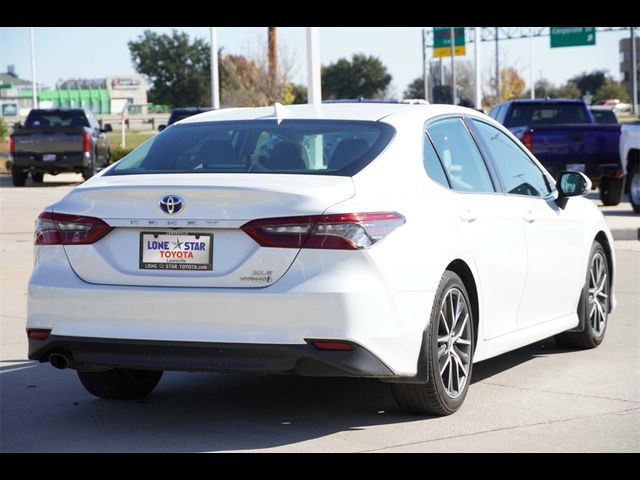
140;232;213;271
42;154;56;162
566;163;585;173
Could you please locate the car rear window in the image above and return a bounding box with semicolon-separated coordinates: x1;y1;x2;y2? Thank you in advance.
24;110;89;128
508;103;589;127
107;120;395;176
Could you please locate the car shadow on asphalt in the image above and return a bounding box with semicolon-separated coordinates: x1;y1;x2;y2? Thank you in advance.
0;173;82;188
0;336;576;453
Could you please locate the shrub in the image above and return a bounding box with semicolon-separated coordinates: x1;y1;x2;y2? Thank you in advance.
0;118;8;141
109;147;134;164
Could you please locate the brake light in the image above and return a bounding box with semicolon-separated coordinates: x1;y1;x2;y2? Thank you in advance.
613;168;624;179
522;130;534;152
241;212;405;250
83;132;91;154
34;211;112;245
9;134;14;155
309;340;353;351
27;330;51;340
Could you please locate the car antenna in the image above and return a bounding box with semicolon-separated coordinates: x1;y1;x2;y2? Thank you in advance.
272;102;290;125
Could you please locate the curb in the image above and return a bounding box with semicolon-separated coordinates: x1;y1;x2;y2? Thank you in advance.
611;228;640;241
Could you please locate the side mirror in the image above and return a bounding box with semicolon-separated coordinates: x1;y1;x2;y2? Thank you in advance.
556;171;592;209
158;124;166;132
101;123;113;133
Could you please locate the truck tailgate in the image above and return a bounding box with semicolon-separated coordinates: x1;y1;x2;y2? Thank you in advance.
12;128;86;156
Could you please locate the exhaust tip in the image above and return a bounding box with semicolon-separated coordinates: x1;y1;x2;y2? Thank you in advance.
49;353;70;370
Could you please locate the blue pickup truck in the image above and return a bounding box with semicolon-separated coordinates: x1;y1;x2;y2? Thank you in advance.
489;99;624;205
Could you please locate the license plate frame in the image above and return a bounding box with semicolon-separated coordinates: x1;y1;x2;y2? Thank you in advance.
566;163;586;173
42;154;56;162
139;231;213;271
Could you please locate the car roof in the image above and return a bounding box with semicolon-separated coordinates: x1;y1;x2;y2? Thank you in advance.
504;98;585;104
179;103;478;124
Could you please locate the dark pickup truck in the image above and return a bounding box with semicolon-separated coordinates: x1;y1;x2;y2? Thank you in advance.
9;108;112;186
489;99;624;205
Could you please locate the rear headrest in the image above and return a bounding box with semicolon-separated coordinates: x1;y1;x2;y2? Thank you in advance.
195;139;236;168
328;138;370;170
263;142;307;170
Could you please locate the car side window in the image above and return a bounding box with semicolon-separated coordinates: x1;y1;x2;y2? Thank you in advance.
471;120;552;197
427;118;495;193
423;134;449;188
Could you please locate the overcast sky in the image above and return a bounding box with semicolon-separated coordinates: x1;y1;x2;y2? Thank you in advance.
0;27;631;98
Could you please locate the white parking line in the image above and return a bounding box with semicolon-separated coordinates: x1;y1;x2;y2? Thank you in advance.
0;364;40;374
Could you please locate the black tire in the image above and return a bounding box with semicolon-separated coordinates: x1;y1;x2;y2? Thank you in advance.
629;167;640;214
598;177;622;206
81;156;96;181
11;167;27;187
31;172;44;183
392;271;474;416
555;242;610;349
77;369;163;400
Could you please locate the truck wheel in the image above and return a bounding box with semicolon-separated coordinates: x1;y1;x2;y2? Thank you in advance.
11;168;27;187
629;167;640;214
31;172;44;183
599;177;623;206
82;156;96;181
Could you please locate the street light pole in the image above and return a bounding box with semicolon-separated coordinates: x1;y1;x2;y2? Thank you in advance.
529;32;535;99
210;27;220;109
29;27;38;109
474;27;481;109
306;27;321;105
632;26;638;116
450;27;456;105
422;29;429;102
495;27;500;102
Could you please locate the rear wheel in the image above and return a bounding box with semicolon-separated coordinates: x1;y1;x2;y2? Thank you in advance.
11;167;27;187
629;167;640;214
31;172;44;183
82;156;96;181
77;369;163;399
392;271;474;416
555;242;610;349
598;177;623;206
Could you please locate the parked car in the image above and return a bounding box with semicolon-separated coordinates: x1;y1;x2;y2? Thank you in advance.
27;103;615;415
9;108;111;186
590;107;619;125
158;107;213;131
489;99;624;206
593;98;632;113
619;122;640;213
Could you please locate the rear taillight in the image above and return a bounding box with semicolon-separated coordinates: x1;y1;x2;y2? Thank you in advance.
34;211;112;245
241;212;405;250
522;130;534;152
83;132;91;154
8;134;14;155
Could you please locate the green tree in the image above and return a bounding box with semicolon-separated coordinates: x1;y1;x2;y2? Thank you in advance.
531;78;557;98
568;70;607;97
501;67;526;100
128;29;224;107
0;117;7;141
556;81;581;99
404;77;424;99
321;54;392;100
594;79;630;102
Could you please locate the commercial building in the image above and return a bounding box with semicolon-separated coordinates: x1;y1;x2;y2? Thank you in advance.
0;66;148;116
619;37;639;103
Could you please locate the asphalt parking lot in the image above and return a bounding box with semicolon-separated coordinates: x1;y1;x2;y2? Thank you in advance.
0;173;638;452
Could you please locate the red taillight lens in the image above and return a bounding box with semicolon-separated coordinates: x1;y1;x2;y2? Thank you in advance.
34;211;112;245
310;340;353;351
83;132;91;154
241;212;405;250
522;130;534;152
28;330;51;340
9;134;15;155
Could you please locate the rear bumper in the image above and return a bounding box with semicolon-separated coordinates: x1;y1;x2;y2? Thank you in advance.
28;246;435;376
541;160;621;186
28;335;395;378
12;153;89;172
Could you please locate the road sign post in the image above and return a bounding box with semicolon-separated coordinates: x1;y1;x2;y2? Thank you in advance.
550;27;596;48
433;27;465;58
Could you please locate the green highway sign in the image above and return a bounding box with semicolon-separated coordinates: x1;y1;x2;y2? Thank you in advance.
0;82;13;89
2;103;18;116
433;27;465;57
550;27;596;48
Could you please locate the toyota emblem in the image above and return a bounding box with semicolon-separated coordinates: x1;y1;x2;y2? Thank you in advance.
159;195;184;215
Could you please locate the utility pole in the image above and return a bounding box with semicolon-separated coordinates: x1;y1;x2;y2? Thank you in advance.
268;27;277;94
306;27;321;105
494;27;500;102
422;29;429;102
529;32;535;99
210;27;220;109
29;27;38;109
450;27;456;105
632;26;638;116
474;27;481;109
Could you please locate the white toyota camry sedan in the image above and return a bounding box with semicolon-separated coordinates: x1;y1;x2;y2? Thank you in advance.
27;103;616;415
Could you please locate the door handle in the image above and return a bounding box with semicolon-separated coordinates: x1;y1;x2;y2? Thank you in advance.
522;210;536;223
459;209;476;223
